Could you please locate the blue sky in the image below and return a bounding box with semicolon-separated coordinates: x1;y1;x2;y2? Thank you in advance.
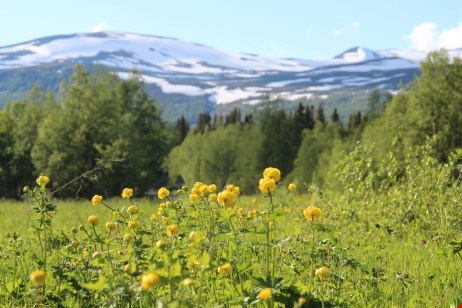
1;0;462;59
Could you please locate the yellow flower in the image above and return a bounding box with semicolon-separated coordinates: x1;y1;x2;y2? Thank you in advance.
162;216;170;225
123;234;134;244
217;190;234;209
150;214;157;222
199;184;208;195
258;288;272;300
259;178;276;193
30;270;46;286
83;249;89;257
113;211;120;217
127;205;140;216
225;184;235;192
234;186;240;195
217;262;233;275
303;205;322;221
141;272;160;290
251;198;257;204
283;206;292;214
158;187;169;199
208;184;217;193
166;224;179;236
36;175;49;186
315;267;330;280
247;210;257;218
208;193;217;202
91;195;103;206
87;215;99;226
105;222;117;232
127;221;139;229
236;208;244;216
288;183;296;191
263;167;281;182
189;194;199;203
121;188;133;198
268;221;275;230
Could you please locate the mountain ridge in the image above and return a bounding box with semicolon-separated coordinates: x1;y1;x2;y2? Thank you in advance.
1;31;461;122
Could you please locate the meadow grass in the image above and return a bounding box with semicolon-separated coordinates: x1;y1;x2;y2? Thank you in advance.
0;186;460;307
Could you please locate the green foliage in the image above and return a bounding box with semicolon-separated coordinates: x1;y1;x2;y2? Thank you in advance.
0;66;170;198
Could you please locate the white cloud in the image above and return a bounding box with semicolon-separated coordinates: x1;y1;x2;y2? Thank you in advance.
331;22;360;36
438;22;462;50
91;22;109;33
406;22;438;51
406;22;462;51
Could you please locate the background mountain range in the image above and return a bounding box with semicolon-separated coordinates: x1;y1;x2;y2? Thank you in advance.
1;32;461;122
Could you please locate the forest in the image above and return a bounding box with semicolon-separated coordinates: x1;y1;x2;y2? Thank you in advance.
0;50;461;198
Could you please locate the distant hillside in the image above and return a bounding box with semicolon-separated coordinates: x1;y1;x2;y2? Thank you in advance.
1;32;461;122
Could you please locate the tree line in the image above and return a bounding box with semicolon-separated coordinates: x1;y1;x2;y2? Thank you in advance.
0;50;460;198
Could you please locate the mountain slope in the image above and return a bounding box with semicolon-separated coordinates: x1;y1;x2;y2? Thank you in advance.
0;32;461;121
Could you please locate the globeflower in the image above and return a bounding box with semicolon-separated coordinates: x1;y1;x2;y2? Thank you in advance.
36;175;49;186
105;222;117;232
189;194;199;203
141;272;160;290
288;183;296;191
217;190;235;209
217;262;233;276
258;288;272;300
208;184;217;193
208;193;217;202
157;187;169;199
87;215;99;226
30;270;46;286
121;188;133;198
92;195;103;206
259;178;276;193
315;267;330;280
263;167;281;182
127;221;139;229
166;224;179;236
303;205;322;221
127;205;140;216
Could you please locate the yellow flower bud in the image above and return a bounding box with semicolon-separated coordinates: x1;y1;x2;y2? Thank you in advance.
127;205;140;216
217;190;234;209
208;184;217;193
259;178;276;193
217;262;233;276
157;187;169;199
141;272;160;290
258;288;272;300
92;195;103;206
189;194;199;203
30;270;46;286
263;167;281;182
105;222;117;232
121;188;133;198
36;175;49;186
87;215;99;226
166;224;179;236
208;193;217;202
288;183;296;191
150;214;157;222
127;221;139;229
315;267;330;280
303;205;322;222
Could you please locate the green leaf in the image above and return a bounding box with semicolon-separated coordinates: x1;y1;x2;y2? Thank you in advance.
82;275;106;291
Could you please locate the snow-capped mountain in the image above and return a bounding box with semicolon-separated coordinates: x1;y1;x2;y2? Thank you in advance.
0;32;461;119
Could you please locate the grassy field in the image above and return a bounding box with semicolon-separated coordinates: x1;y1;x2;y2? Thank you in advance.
0;170;461;307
